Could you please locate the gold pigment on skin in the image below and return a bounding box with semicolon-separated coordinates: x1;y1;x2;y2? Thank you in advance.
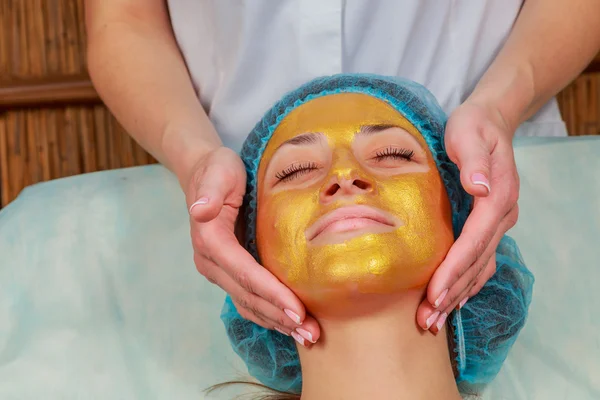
255;93;453;316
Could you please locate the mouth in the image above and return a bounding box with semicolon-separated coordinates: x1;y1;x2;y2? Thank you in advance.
305;205;400;243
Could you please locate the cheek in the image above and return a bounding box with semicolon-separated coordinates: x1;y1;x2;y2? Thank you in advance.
256;189;319;281
377;172;454;258
378;172;447;219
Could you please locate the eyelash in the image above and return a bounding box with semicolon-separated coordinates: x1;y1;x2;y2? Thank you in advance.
374;147;415;162
275;162;321;182
274;147;413;182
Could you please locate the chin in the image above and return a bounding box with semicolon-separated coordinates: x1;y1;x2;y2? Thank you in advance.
298;281;427;319
289;265;432;318
305;252;437;287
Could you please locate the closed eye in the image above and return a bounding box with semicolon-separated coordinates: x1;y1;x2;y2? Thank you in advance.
372;147;414;162
275;162;321;183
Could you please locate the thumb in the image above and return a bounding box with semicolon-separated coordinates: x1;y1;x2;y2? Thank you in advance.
454;139;492;197
188;170;229;223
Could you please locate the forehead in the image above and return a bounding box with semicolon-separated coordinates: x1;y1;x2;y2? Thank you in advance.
261;93;428;160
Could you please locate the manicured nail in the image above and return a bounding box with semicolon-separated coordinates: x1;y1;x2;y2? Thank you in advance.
296;328;315;343
425;311;440;330
436;313;448;331
471;173;491;193
284;309;302;325
459;297;469;309
291;331;305;346
434;289;448;308
189;197;209;213
274;327;289;336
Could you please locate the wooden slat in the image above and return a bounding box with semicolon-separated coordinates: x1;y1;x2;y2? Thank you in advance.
79;108;96;173
0;75;101;109
15;1;26;77
0;116;9;206
44;0;60;75
46;109;60;179
27;0;46;77
39;110;51;181
64;0;79;74
93;105;109;171
65;107;82;176
9;2;18;75
566;85;577;135
37;0;49;75
576;78;586;135
56;108;67;177
0;1;10;77
7;113;26;202
107;108;118;169
25;109;39;185
56;0;68;73
76;0;88;69
588;76;599;134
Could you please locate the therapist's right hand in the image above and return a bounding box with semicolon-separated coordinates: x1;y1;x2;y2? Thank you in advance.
185;146;320;346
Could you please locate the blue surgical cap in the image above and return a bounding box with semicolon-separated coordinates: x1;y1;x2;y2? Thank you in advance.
221;74;534;394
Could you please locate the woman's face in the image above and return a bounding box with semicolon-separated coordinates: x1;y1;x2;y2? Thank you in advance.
255;93;453;315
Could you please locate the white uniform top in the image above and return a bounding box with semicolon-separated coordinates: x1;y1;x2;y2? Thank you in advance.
167;0;567;152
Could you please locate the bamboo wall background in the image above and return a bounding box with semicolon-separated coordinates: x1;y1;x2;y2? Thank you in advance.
0;0;599;207
556;72;600;136
0;0;155;207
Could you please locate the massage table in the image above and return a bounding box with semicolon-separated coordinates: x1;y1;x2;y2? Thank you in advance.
1;136;599;399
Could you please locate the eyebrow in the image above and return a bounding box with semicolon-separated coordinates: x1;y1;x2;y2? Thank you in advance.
277;124;422;149
357;124;401;135
279;124;397;148
357;124;426;150
278;132;323;148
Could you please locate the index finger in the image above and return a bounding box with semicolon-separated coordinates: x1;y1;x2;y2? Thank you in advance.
206;230;306;324
426;197;502;306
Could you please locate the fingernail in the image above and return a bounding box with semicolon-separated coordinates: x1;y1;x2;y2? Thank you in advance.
436;313;448;331
434;289;448;308
291;331;305;346
284;309;302;325
189;197;209;213
425;311;440;330
274;327;289;336
296;328;315;343
459;297;469;309
471;173;491;193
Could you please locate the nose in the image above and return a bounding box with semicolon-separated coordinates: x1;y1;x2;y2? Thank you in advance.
320;167;374;203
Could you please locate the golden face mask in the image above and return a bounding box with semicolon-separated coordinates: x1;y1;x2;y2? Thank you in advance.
255;93;453;316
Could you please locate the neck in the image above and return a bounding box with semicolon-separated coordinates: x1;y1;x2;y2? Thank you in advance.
298;290;461;400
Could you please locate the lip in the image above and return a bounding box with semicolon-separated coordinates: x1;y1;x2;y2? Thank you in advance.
305;205;399;242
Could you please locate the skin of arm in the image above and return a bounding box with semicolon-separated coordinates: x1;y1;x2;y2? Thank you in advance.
85;0;221;187
469;0;600;135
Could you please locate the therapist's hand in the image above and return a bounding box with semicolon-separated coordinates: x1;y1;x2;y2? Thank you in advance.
185;146;320;345
417;101;520;333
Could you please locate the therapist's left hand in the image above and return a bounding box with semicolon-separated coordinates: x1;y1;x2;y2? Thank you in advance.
417;100;520;333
